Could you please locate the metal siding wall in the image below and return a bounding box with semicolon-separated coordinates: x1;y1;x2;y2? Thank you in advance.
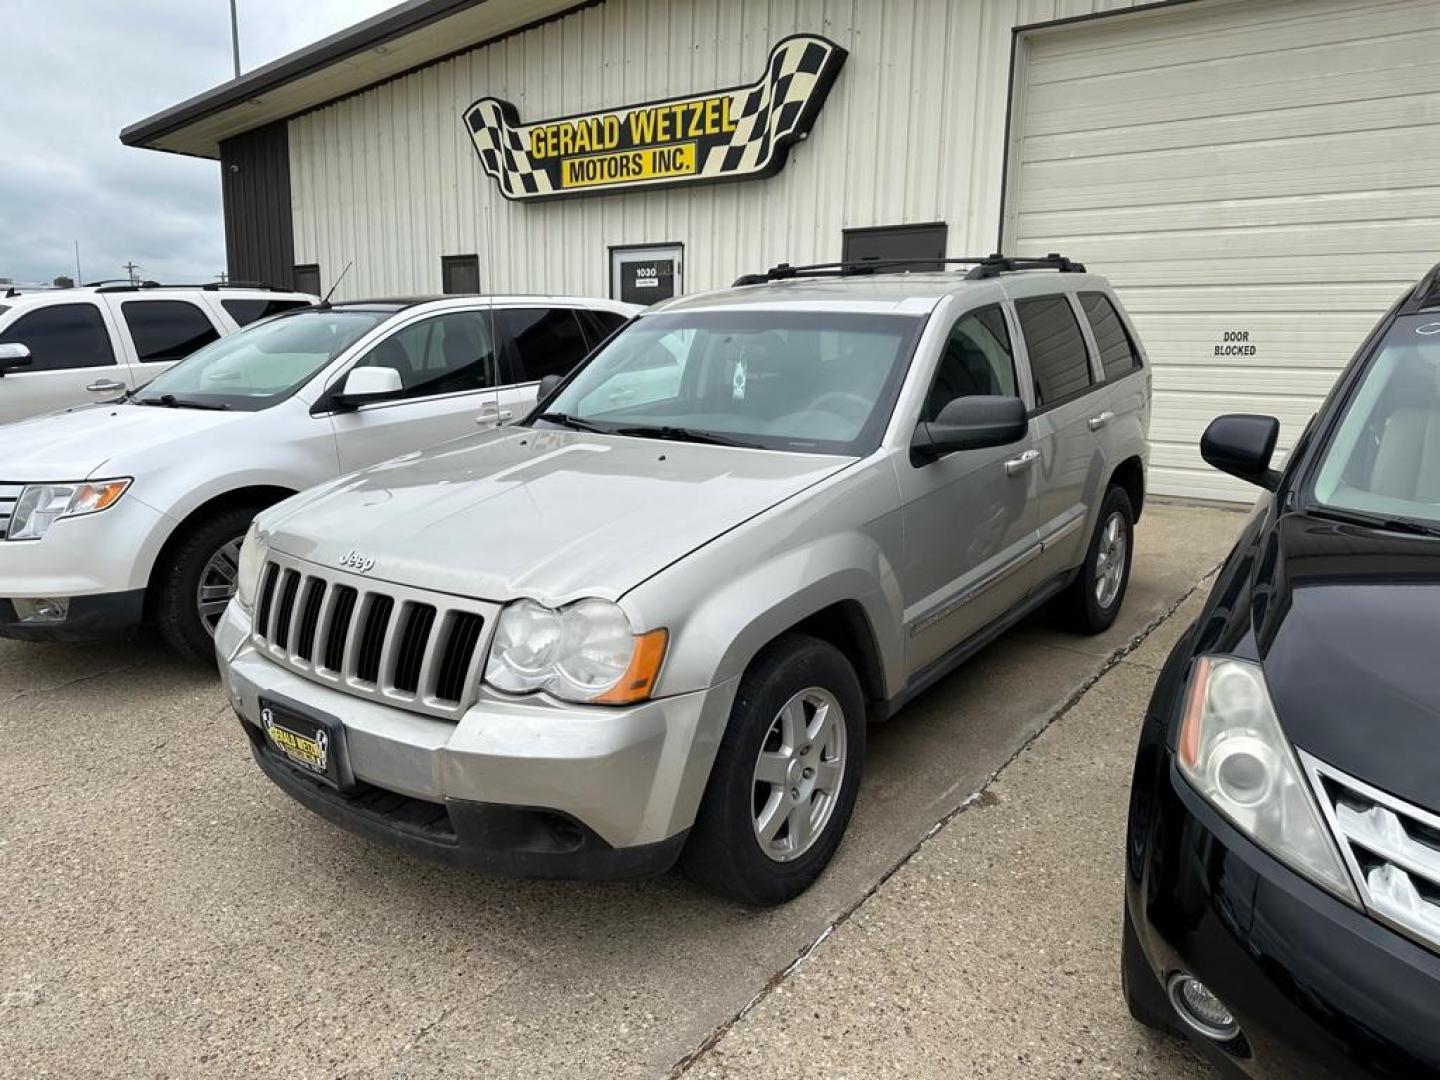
287;0;1139;301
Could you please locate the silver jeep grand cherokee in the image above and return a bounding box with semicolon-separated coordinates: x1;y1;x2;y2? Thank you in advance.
217;254;1151;904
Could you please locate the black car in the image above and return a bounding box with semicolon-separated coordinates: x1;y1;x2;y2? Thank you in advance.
1123;266;1440;1077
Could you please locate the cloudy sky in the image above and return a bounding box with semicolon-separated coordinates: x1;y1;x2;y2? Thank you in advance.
0;0;394;286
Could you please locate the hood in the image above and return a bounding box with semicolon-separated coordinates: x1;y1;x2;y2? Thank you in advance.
1245;509;1440;814
264;428;852;604
0;401;241;481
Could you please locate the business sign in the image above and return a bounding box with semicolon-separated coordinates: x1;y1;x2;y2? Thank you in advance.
462;34;847;201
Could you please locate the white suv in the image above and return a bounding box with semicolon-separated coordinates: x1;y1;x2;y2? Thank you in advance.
0;283;316;423
0;294;636;660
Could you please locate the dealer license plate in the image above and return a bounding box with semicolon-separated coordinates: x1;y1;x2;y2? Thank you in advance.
260;698;348;789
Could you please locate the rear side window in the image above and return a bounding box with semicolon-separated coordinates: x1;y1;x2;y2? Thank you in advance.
1080;293;1141;381
222;298;313;327
501;308;591;382
0;303;115;370
122;300;220;363
1015;296;1093;408
582;308;629;344
922;306;1017;421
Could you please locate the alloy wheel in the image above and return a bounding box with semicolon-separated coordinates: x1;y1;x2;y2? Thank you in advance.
1094;511;1128;610
196;536;243;636
751;687;847;862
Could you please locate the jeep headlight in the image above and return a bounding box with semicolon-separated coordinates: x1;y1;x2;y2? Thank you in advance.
1178;656;1358;905
484;598;667;705
7;479;131;541
234;523;268;613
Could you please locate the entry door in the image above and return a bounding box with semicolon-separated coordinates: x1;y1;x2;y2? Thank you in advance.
611;246;681;306
897;304;1040;676
0;301;130;423
329;309;503;473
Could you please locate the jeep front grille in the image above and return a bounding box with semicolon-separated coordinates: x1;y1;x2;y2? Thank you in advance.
251;554;496;719
1304;750;1440;955
0;482;22;540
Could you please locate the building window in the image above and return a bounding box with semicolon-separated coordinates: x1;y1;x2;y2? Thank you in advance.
842;222;947;271
442;255;481;295
121;300;221;363
293;264;322;297
1015;296;1094;408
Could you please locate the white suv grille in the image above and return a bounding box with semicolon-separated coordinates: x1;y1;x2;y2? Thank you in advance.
0;483;22;540
1303;749;1440;953
251;552;498;720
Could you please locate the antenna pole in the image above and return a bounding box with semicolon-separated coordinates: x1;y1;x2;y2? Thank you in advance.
229;0;242;78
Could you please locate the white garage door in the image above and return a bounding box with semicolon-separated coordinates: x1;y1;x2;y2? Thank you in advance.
1005;0;1440;501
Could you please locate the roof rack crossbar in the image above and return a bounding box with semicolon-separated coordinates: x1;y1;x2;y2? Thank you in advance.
732;252;1084;287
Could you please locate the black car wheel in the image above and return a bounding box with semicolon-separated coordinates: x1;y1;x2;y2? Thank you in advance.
1060;485;1134;634
680;633;865;905
154;504;266;664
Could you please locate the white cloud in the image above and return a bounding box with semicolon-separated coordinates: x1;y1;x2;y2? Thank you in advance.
0;0;393;285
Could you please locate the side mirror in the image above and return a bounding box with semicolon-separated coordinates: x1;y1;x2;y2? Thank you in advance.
0;342;32;376
333;366;403;409
537;373;564;402
1201;414;1280;490
912;395;1028;461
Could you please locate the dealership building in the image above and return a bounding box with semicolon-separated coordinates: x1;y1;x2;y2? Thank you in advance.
124;0;1440;500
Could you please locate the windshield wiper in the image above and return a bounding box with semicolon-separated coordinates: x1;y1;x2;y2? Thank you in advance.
535;411;609;433
611;425;759;449
135;393;229;412
1307;505;1440;538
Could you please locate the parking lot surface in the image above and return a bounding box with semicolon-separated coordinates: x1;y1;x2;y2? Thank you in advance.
0;502;1241;1079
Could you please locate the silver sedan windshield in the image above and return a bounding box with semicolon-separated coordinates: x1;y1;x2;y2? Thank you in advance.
539;310;926;454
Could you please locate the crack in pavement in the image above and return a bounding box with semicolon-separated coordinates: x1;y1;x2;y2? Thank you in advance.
0;661;156;709
668;562;1223;1078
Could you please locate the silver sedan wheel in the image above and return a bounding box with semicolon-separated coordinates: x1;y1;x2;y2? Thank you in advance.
1094;511;1128;610
196;537;242;637
751;687;847;863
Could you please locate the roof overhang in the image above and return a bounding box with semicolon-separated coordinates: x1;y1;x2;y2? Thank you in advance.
121;0;588;159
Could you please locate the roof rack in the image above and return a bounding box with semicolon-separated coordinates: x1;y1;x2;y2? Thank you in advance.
1400;260;1440;314
90;280;292;294
732;252;1085;287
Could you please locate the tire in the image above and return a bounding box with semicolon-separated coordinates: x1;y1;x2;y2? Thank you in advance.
153;503;267;664
1058;485;1134;635
1122;906;1182;1035
680;633;866;906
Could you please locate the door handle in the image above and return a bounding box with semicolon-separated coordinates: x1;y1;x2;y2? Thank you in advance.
86;379;126;394
1004;449;1040;476
1088;410;1114;431
476;408;514;425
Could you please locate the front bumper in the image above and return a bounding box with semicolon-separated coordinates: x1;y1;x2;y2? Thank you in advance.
1126;742;1440;1078
217;602;739;878
0;589;146;641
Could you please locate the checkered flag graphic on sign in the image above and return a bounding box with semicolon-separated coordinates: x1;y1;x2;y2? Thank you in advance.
465;98;554;198
702;37;838;178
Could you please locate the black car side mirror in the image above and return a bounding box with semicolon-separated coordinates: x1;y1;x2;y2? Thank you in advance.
912;395;1028;462
1201;414;1281;490
537;373;564;402
0;342;32;376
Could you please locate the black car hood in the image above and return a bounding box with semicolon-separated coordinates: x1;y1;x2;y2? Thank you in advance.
1244;509;1440;814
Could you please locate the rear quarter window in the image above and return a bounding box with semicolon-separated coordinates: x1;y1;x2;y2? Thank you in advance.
222;298;314;327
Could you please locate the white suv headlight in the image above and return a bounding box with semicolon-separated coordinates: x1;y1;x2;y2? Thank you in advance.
1177;656;1359;905
484;597;667;705
7;479;131;541
234;524;269;613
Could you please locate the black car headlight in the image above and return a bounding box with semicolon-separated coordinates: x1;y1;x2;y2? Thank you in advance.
1178;656;1359;906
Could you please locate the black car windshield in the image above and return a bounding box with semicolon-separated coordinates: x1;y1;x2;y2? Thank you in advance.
535;309;927;454
1310;313;1440;527
131;309;390;411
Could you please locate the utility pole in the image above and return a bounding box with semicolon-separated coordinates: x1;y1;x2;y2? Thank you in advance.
123;261;142;286
217;271;228;284
74;241;82;286
229;0;241;78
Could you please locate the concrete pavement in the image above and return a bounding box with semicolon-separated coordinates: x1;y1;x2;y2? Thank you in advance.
0;502;1242;1078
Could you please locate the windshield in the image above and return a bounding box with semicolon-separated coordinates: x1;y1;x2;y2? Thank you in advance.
1311;313;1440;526
132;309;390;411
536;309;927;454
